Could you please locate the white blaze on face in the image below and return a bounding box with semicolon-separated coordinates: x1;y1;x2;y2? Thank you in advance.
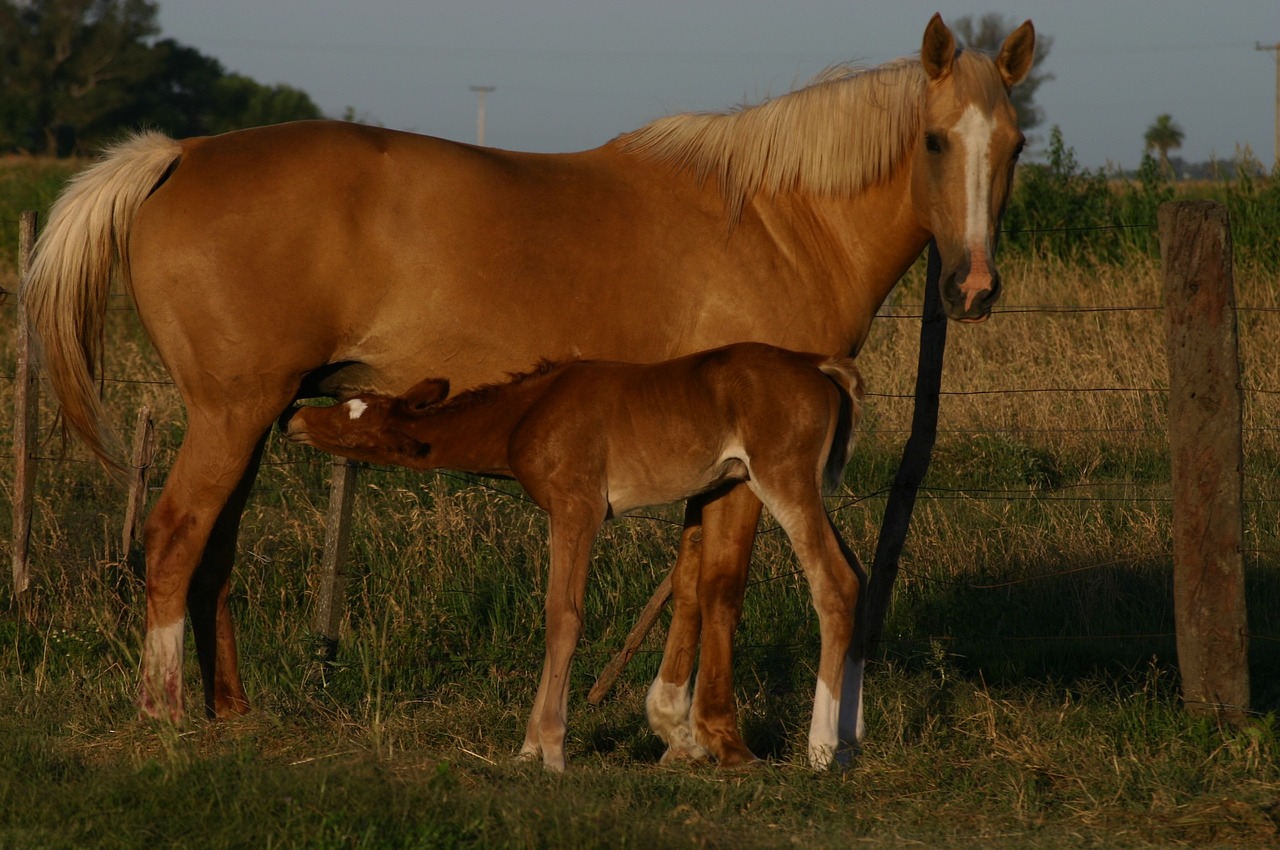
955;104;998;309
345;399;367;420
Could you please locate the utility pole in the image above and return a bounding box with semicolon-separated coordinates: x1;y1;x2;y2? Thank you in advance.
469;85;495;146
1257;42;1280;170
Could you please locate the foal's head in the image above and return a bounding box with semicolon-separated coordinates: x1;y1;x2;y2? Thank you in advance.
912;13;1035;323
284;377;449;467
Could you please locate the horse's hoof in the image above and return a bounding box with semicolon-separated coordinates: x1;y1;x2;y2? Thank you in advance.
137;693;184;727
714;745;762;770
659;740;712;764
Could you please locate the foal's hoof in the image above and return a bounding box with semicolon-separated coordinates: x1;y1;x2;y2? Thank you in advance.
514;745;566;772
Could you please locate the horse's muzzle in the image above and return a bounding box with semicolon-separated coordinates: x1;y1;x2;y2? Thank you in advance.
277;406;306;440
941;267;1002;322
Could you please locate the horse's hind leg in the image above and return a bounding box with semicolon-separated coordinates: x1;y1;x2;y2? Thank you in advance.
646;499;710;762
187;432;269;717
138;412;276;723
751;479;859;769
834;529;868;749
689;483;762;768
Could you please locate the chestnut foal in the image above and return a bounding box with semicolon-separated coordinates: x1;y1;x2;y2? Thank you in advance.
284;342;867;771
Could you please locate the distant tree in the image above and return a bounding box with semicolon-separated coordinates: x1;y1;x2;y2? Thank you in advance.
119;48;322;139
0;0;327;155
128;39;226;137
207;74;323;135
340;105;382;126
1143;114;1185;177
951;12;1054;135
0;0;161;154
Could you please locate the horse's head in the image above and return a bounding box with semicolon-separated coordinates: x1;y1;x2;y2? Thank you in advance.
282;377;449;466
911;13;1035;323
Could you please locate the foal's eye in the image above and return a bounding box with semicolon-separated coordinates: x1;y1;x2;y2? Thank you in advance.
924;133;943;154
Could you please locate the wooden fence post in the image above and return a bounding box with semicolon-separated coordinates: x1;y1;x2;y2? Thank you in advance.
312;458;359;659
859;241;947;658
1160;199;1250;723
121;406;155;553
587;571;672;705
12;210;39;596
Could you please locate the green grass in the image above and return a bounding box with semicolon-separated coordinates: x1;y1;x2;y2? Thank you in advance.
0;157;78;280
2;159;1279;848
2;642;1276;850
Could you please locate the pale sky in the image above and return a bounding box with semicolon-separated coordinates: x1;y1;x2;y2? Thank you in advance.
154;0;1278;170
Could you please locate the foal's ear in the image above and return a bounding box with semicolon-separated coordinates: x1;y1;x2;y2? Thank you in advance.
401;377;451;411
920;12;957;81
996;20;1036;89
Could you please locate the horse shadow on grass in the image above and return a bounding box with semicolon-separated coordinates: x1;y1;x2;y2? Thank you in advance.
876;553;1280;713
672;554;1280;761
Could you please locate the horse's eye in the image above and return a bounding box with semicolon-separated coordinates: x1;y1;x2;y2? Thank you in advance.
924;133;943;154
1013;138;1026;159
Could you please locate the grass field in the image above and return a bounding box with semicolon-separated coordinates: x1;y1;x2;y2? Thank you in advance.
1;163;1278;848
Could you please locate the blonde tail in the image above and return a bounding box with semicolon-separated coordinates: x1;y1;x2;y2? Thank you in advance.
18;131;182;478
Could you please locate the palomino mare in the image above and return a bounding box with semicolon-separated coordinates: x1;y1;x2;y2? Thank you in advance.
282;342;866;771
21;14;1034;765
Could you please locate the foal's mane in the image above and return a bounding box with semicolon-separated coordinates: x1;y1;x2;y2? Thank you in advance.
617;52;998;221
425;359;565;414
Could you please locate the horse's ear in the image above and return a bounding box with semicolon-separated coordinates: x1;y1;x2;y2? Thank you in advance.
920;12;956;81
402;377;450;411
996;20;1036;89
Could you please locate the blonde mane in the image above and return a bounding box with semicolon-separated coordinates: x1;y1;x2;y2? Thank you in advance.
617;57;929;220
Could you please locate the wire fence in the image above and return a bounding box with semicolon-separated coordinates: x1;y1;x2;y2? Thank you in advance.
4;219;1279;657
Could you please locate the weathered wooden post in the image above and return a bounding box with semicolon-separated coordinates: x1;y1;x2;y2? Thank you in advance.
859;241;947;657
588;571;673;705
12;210;40;596
1160;199;1250;723
312;458;359;659
121;406;155;553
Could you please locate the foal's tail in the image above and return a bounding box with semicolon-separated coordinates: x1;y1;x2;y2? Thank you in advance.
818;357;865;493
19;131;183;477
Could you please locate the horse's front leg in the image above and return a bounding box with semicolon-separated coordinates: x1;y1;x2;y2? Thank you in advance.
690;482;763;767
519;501;605;771
646;499;710;762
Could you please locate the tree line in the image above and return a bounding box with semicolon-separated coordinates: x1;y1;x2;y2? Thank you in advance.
0;0;324;156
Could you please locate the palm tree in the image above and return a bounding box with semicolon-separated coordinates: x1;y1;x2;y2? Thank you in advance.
1144;114;1185;177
